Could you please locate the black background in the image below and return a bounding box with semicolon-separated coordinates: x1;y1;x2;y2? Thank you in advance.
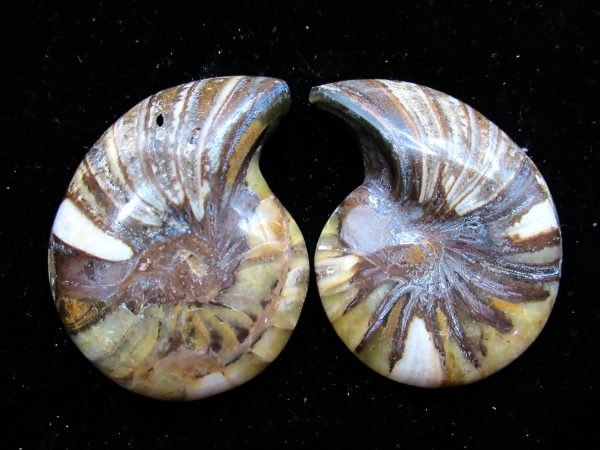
2;1;598;448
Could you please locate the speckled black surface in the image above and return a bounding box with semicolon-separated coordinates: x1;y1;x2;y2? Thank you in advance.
1;1;598;448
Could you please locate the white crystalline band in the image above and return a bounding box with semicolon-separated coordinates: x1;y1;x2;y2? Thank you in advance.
52;198;134;261
191;372;233;399
390;317;443;387
506;199;558;240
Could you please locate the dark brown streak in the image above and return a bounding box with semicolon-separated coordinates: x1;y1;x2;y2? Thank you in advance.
388;292;419;370
447;252;550;301
467;159;539;226
343;264;381;313
427;100;476;220
453;275;513;333
500;229;561;255
356;284;410;353
448;241;560;281
71;160;119;230
440;290;480;368
423;308;448;369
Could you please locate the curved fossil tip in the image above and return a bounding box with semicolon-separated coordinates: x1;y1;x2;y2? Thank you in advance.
309;81;383;129
246;76;291;124
310;80;408;190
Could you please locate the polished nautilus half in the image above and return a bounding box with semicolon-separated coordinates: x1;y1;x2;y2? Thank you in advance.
312;80;562;387
48;76;309;400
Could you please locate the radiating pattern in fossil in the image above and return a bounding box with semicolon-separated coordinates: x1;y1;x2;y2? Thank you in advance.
48;76;309;400
312;80;562;387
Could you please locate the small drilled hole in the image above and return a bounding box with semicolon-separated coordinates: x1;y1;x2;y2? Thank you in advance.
156;114;164;127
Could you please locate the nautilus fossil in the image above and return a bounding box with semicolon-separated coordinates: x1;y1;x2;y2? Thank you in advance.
48;76;309;400
312;80;562;387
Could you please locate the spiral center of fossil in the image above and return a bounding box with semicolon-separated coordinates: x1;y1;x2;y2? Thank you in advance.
372;231;443;279
339;202;446;281
120;234;230;306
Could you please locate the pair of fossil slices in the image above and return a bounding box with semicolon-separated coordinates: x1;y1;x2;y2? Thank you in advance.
48;76;562;400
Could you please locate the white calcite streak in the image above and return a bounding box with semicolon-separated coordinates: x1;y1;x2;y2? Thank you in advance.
506;199;558;240
192;372;233;399
52;198;134;261
390;318;444;387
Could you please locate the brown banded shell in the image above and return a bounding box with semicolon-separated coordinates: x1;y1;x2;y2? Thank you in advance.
48;76;309;400
311;80;562;387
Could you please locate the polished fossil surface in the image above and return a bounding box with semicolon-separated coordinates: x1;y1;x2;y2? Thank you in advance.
48;76;309;400
312;80;562;387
